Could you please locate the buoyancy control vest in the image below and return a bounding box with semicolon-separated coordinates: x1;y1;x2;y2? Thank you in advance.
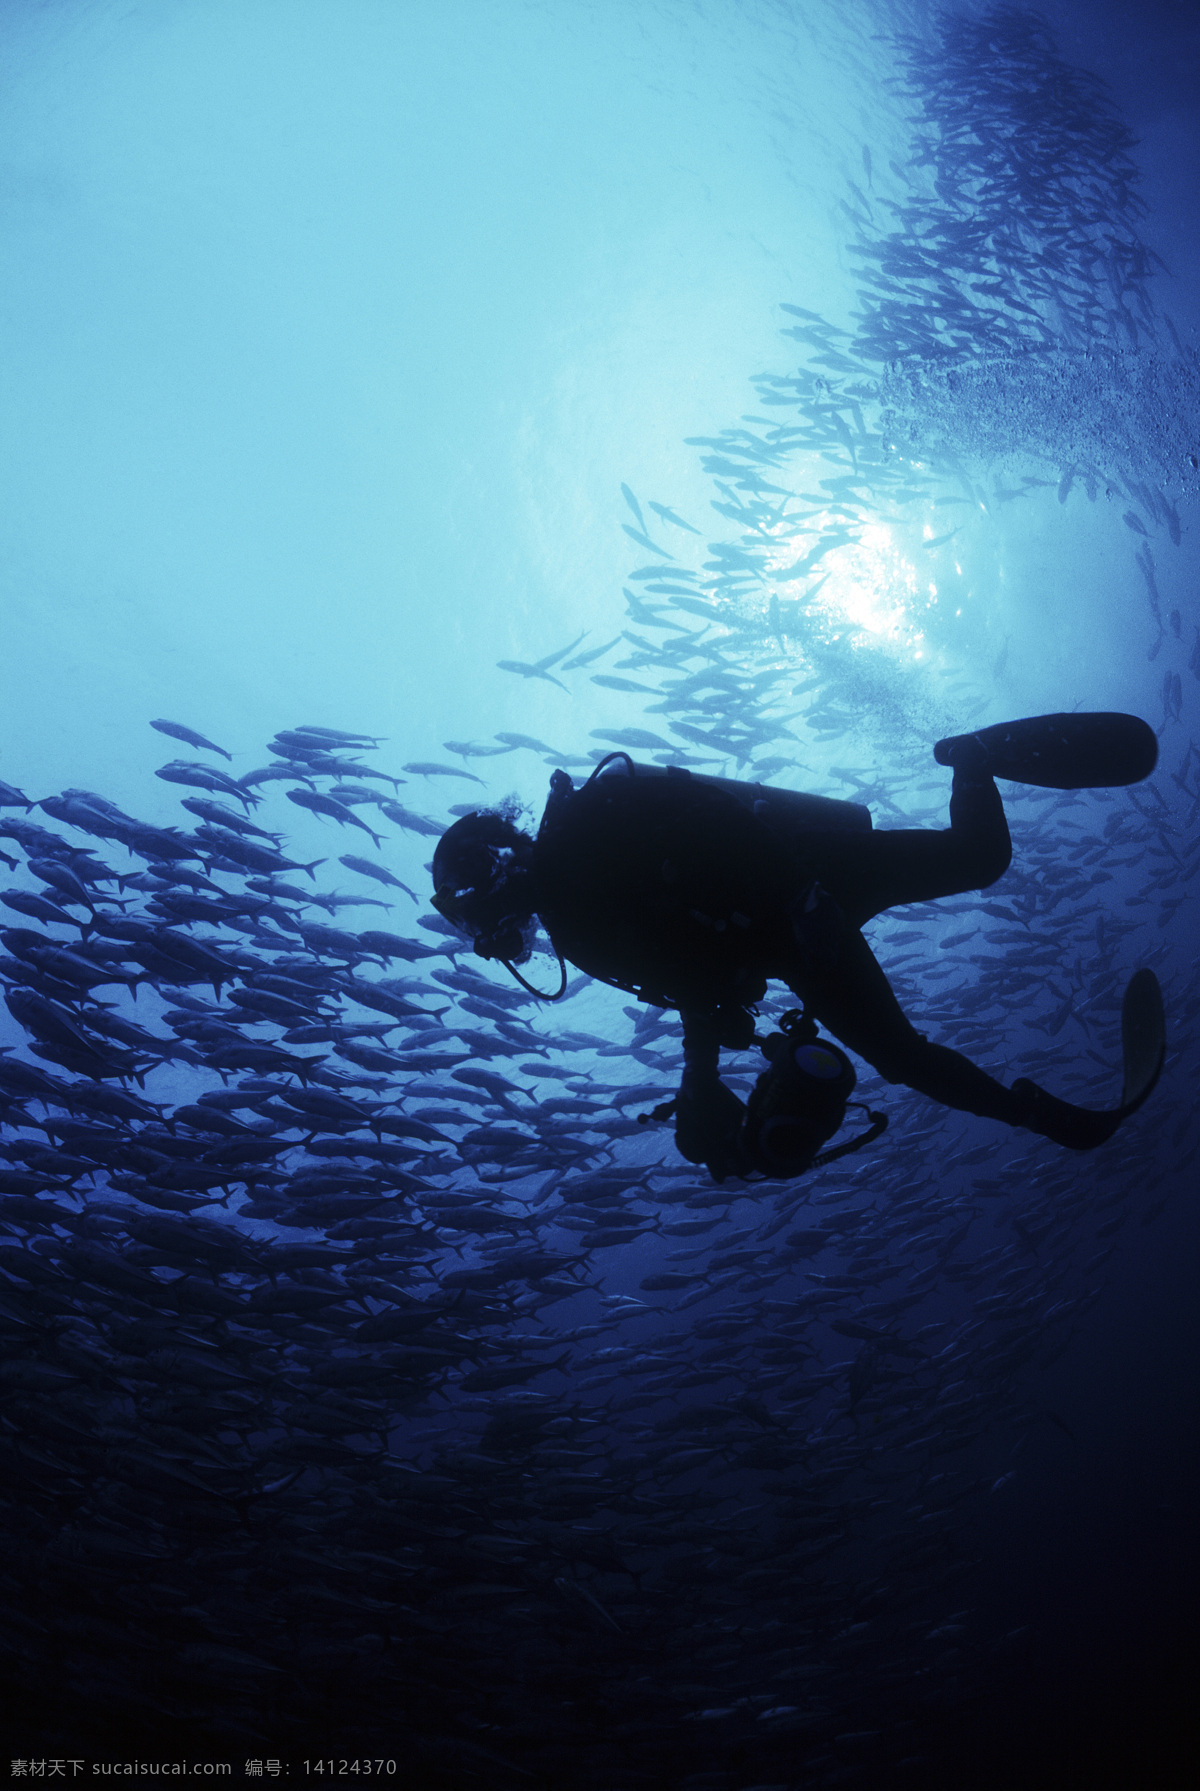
531;757;871;1022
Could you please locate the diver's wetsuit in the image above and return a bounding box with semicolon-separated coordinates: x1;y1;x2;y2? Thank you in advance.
771;768;1019;1126
532;759;1023;1130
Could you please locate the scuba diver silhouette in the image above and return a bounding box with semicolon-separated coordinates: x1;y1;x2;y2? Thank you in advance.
431;713;1165;1184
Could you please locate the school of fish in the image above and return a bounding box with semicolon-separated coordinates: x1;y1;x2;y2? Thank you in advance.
1;8;1196;1784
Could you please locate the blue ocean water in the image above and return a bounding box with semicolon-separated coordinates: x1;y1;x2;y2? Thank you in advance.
1;1;1197;1783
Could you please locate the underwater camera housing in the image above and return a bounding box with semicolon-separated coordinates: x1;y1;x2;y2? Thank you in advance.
742;1009;887;1178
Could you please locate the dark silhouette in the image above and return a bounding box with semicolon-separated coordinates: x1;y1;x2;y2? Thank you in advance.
431;713;1163;1180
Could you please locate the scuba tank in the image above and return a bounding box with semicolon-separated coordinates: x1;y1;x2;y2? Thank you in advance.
604;757;873;838
741;1009;888;1178
542;754;871;1017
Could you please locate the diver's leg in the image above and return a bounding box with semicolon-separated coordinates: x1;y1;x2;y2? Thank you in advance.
812;757;1012;930
787;925;1023;1125
786;927;1121;1147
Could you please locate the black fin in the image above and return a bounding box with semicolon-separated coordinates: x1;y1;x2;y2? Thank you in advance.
1013;969;1165;1150
1119;968;1165;1114
935;712;1157;789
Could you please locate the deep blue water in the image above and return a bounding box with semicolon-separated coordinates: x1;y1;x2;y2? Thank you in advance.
1;2;1197;1784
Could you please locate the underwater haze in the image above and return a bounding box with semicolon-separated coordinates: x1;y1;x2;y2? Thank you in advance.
1;1;1197;1785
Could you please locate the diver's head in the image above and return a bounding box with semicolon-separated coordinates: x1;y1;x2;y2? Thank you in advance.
431;811;538;963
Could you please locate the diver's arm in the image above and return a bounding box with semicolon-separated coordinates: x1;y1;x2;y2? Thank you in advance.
680;1007;722;1095
676;1007;748;1182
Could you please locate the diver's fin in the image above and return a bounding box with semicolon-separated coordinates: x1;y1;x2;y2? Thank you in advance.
1011;1080;1123;1151
934;712;1157;789
1117;967;1165;1115
1013;970;1165;1150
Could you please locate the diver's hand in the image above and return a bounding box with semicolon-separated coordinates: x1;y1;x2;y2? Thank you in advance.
674;1074;749;1184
